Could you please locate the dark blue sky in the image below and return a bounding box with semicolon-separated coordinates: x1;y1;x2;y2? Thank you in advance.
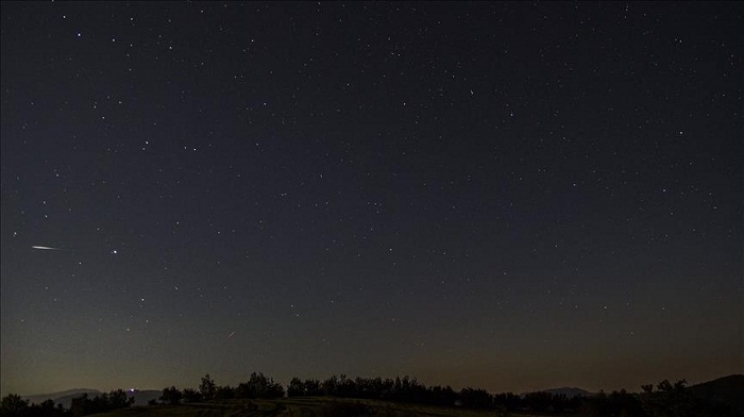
1;1;741;396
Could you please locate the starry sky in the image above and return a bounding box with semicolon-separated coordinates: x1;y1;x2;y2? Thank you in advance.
1;1;742;397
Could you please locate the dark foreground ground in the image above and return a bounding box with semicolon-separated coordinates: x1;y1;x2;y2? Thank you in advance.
87;397;545;417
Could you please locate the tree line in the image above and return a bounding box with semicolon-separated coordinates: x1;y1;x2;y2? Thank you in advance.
0;389;133;417
1;374;735;417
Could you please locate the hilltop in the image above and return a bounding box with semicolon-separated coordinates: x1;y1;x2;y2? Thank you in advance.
689;374;744;415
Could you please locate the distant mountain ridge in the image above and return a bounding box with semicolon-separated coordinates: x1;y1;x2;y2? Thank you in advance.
537;386;592;398
23;388;161;407
24;388;101;408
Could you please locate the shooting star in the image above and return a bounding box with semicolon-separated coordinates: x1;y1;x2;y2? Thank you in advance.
33;245;118;255
32;245;67;251
227;331;236;338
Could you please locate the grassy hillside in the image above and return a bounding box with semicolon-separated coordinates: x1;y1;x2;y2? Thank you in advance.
689;374;744;416
87;396;540;417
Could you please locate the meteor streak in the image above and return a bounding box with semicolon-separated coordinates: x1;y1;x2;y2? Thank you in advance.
32;245;66;251
32;245;118;254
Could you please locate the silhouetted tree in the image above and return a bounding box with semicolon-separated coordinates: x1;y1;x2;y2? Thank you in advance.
493;392;522;413
267;380;285;398
577;388;646;417
182;388;202;403
428;385;458;407
1;395;71;417
69;393;89;416
304;379;322;396
160;386;183;405
287;377;306;397
322;375;339;396
459;387;493;410
37;398;71;416
639;379;726;417
199;374;217;401
215;385;235;400
67;390;133;416
378;378;395;400
38;399;58;413
234;372;284;399
608;390;645;417
337;375;358;398
106;390;133;409
1;394;30;416
523;391;553;413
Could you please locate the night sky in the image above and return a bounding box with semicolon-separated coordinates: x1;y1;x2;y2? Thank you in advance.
1;1;742;397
